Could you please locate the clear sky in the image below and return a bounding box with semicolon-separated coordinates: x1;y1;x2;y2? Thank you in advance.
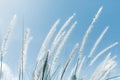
0;0;120;79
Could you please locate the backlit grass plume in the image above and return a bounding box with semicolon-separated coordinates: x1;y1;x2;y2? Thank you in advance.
0;15;16;80
19;28;32;80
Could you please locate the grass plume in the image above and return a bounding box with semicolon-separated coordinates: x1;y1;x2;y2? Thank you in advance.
88;27;109;58
0;15;16;80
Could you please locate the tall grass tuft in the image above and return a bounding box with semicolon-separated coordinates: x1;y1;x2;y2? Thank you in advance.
0;6;120;80
31;6;119;80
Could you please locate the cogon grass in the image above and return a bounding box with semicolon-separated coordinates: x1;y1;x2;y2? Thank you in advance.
19;28;32;80
89;42;119;66
50;21;77;76
60;43;79;80
88;26;109;58
0;15;16;80
0;6;120;80
78;6;103;59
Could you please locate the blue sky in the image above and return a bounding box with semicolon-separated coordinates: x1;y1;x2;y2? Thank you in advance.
0;0;120;79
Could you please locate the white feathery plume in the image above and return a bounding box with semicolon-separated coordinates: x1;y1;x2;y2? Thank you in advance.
78;6;103;58
0;14;16;80
90;53;117;80
60;43;79;79
49;31;66;56
88;26;109;58
33;57;47;80
50;21;77;76
76;56;86;79
47;31;66;79
49;13;75;56
100;62;117;80
33;50;50;80
48;15;76;77
0;15;17;56
90;53;111;80
19;28;32;80
33;19;60;80
89;42;118;66
22;28;32;71
55;13;75;42
37;19;60;61
64;43;79;69
91;6;103;25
